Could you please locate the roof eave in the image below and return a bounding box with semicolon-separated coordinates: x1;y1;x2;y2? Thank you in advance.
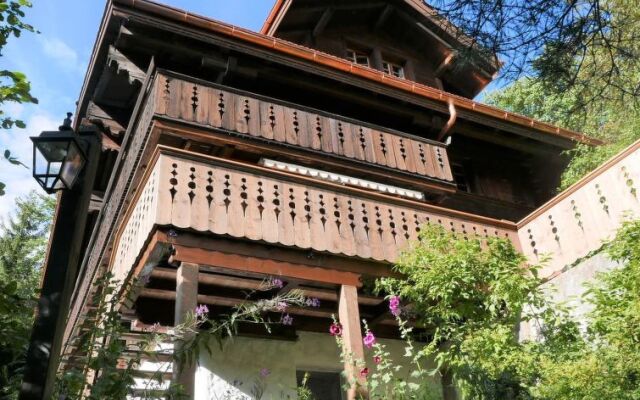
90;0;601;148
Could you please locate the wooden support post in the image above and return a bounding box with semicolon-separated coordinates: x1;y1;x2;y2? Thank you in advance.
338;285;368;400
174;262;199;398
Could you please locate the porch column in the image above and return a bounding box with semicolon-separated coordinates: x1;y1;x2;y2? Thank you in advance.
174;262;199;398
338;284;368;399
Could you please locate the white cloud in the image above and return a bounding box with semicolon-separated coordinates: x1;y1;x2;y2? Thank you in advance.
39;37;83;72
0;113;59;219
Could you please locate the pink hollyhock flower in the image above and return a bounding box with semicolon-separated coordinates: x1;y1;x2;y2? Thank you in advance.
329;322;342;336
363;331;376;348
389;295;401;317
373;355;382;364
195;304;209;318
360;367;369;378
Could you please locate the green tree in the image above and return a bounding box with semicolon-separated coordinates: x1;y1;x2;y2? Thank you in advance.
486;78;640;190
0;0;38;196
0;191;55;399
377;224;579;400
430;0;640;109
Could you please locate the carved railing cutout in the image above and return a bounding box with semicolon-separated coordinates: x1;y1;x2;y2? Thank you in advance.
518;140;640;278
153;72;454;183
112;148;516;282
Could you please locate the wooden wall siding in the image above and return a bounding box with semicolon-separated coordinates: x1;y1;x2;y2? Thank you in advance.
153;73;454;183
112;167;160;283
112;151;515;276
518;140;640;279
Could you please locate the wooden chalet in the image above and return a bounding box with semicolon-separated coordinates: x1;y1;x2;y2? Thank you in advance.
45;0;640;399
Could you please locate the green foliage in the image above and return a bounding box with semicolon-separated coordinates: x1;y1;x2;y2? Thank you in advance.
487;77;640;190
376;224;579;399
296;373;316;400
0;0;38;195
56;274;308;399
0;191;55;399
532;219;640;399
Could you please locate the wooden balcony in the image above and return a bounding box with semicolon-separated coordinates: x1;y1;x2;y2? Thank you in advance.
518;140;640;278
153;71;454;185
111;147;516;282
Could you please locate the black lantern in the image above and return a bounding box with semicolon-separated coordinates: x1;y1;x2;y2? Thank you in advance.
31;113;87;194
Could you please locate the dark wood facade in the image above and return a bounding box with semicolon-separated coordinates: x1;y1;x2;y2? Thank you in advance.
53;0;603;398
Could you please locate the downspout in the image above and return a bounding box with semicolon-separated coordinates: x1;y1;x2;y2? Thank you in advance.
438;97;457;142
434;51;457;142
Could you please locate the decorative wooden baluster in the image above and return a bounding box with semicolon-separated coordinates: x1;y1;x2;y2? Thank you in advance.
190;85;198;118
205;171;214;208
169;163;178;202
548;214;560;243
595;184;609;214
622;166;637;197
528;228;538;257
571;199;583;229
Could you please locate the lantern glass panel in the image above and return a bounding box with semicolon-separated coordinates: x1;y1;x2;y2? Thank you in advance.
35;140;71;163
59;140;85;189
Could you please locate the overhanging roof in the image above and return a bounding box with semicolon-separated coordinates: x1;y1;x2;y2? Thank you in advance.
262;0;501;75
80;0;602;147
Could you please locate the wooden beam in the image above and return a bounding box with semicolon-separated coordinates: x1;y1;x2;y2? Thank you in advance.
338;285;367;399
170;244;363;287
312;7;334;37
173;262;198;397
151;267;384;306
139;288;338;319
374;4;394;30
159;228;400;280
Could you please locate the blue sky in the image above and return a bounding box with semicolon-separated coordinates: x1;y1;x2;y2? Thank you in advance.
0;0;274;218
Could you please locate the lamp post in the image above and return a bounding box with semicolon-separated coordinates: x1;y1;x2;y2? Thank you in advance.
19;114;100;400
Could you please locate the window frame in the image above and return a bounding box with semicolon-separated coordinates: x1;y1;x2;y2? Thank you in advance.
296;369;345;400
382;59;406;78
346;48;371;67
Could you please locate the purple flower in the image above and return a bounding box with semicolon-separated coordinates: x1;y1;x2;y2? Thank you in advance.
329;323;342;336
389;295;401;317
139;274;151;286
270;278;284;289
276;301;288;312
168;230;178;238
195;304;209;318
363;331;376;348
260;368;270;378
305;297;321;308
281;314;294;326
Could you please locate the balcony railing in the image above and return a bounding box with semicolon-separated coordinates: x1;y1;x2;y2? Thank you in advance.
153;71;454;184
518;140;640;278
112;147;515;282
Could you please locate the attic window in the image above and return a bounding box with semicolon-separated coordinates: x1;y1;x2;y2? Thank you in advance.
346;49;370;67
382;60;405;78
